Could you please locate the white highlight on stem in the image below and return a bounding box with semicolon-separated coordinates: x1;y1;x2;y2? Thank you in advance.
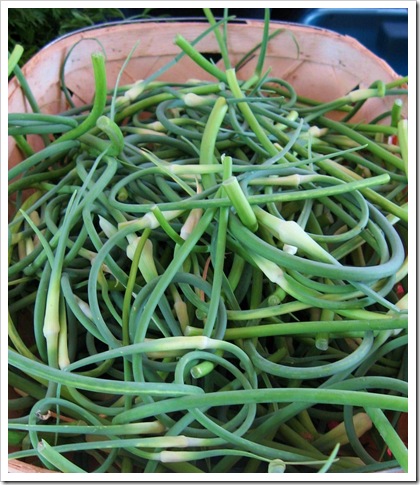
182;92;214;107
268;459;286;473
124;80;145;101
254;206;334;264
181;209;203;240
249;253;286;287
180;182;203;240
138;239;158;283
120;210;184;232
74;296;93;319
98;215;117;238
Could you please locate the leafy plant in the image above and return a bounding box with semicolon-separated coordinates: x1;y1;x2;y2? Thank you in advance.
8;8;154;65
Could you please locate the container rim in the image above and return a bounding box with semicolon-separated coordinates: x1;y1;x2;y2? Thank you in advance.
40;17;344;54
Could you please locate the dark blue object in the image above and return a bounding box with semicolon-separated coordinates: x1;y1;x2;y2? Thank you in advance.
299;8;408;75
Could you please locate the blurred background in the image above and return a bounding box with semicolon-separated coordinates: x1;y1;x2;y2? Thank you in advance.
8;7;408;75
